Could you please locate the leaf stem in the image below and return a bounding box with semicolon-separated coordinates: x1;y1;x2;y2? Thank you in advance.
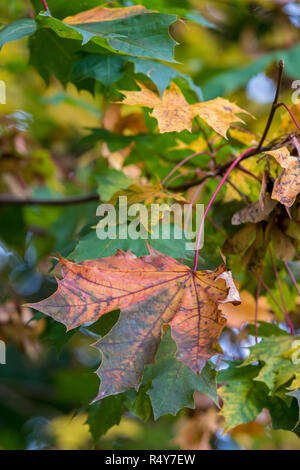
42;0;50;11
161;151;213;186
193;147;256;271
276;102;300;131
184;177;209;228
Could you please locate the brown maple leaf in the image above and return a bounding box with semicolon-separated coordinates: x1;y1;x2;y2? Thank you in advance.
268;147;300;207
29;247;240;399
120;81;252;138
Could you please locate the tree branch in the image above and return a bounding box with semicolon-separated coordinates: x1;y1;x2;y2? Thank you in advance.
0;194;100;206
256;60;284;151
172;142;277;191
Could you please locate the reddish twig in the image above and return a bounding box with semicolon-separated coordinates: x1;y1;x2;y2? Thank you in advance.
165;169;207;189
161;151;213;186
284;261;300;297
256;274;286;318
255;273;262;343
276;102;300;131
269;249;295;335
193;147;256;271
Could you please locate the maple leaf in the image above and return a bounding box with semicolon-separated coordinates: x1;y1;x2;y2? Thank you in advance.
107;181;187;233
109;181;187;206
61;4;177;61
218;362;268;432
239;335;300;392
267;147;300;207
29;246;240;399
64;5;148;24
120;81;252;138
231;195;277;225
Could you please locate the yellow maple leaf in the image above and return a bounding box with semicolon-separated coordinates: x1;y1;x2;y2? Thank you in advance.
105;182;187;233
120;81;252;138
229;128;258;146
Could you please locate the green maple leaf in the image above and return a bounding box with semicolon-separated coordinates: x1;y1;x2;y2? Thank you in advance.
218;362;268;432
239;335;300;392
144;329;218;419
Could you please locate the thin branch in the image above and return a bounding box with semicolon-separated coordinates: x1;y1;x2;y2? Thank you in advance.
256;274;286;317
215;175;251;203
284;261;300;296
195;118;214;154
193;147;256;271
269;249;295;335
0;194;99;206
184;177;209;228
257;60;284;151
161;151;213;186
172;141;276;192
165;169;207;189
237;164;262;183
255;273;262;343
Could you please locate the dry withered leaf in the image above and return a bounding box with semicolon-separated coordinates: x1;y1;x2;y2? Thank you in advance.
259;170;269;211
0;300;45;358
231;195;277;225
242;223;268;273
285;220;300;241
268;147;300;207
271;226;295;261
120;81;252;138
174;408;223;450
223;224;256;255
29;246;240;398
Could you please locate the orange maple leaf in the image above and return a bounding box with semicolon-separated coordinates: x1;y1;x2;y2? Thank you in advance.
64;5;148;24
29;246;240;398
120;81;252;138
